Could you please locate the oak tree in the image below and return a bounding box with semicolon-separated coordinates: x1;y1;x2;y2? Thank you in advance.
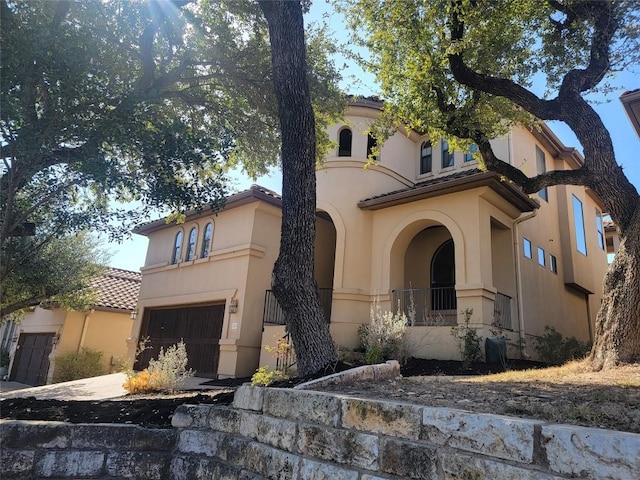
345;0;640;368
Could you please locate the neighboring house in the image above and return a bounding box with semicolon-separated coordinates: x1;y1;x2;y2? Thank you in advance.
5;268;140;386
621;88;640;139
130;98;609;378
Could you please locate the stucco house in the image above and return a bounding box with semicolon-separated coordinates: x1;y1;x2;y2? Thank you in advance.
130;98;609;378
4;268;140;386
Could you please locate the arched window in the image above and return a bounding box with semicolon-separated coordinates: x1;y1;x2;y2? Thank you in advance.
367;133;377;160
185;227;197;261
172;231;183;264
201;222;214;258
338;128;352;157
430;239;456;310
420;141;432;174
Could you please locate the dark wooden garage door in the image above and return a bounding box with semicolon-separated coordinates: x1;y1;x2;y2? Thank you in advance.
10;333;55;386
134;304;225;378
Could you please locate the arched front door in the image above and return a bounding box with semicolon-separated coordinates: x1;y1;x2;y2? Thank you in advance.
430;239;456;310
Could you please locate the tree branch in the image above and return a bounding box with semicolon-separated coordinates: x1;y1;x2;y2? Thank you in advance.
0;296;48;319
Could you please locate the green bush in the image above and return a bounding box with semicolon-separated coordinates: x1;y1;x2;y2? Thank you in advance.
53;348;106;383
535;326;591;366
359;297;407;364
124;341;194;394
450;308;482;368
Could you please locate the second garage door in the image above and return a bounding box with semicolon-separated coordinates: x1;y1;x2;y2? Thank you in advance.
134;304;225;378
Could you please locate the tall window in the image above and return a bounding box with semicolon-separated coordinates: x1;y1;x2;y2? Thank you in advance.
441;139;454;168
201;222;214;258
596;209;605;250
523;238;532;259
537;247;546;267
172;231;183;264
464;143;478;162
367;133;377;160
572;194;587;256
338;128;352;157
549;254;558;274
420;141;432;174
536;146;548;202
185;227;197;261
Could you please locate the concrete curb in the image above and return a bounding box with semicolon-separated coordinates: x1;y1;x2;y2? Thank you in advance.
294;360;401;390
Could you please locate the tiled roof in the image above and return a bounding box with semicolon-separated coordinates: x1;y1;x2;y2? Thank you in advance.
90;268;141;312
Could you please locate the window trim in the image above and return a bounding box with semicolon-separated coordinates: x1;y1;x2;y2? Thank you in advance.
441;139;454;169
537;246;546;267
420;140;432;174
549;254;558;274
201;222;214;258
338;127;352;157
523;238;533;259
572;194;588;256
171;231;183;264
185;227;197;261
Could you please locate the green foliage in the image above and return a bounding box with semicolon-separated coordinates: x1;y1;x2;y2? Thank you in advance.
359;297;407;364
535;326;591;366
450;309;482;368
1;0;343;313
124;340;193;393
1;232;107;318
53;348;106;383
0;348;10;368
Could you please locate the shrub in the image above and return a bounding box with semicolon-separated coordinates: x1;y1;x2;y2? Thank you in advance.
53;348;106;383
0;348;10;368
123;340;193;394
251;366;289;386
450;308;482;368
535;326;591;366
359;297;407;364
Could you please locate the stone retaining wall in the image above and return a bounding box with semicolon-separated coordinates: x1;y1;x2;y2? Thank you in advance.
2;386;639;479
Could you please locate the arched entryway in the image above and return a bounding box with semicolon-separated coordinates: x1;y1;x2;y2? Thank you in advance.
390;223;458;326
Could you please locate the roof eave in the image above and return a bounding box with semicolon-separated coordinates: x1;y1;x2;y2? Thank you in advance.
358;171;538;212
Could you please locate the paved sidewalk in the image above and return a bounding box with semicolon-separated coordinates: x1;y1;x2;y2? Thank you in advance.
0;373;227;401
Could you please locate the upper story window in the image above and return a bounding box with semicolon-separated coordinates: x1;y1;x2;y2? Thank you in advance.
537;247;546;267
464;144;478;162
420;141;432;174
201;222;214;258
549;254;558;274
596;209;605;250
536;146;548;202
523;238;532;259
572;194;587;256
367;133;377;160
338;128;352;157
441;139;454;168
172;231;183;264
185;227;197;261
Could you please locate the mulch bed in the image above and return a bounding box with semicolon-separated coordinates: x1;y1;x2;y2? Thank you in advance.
0;359;543;429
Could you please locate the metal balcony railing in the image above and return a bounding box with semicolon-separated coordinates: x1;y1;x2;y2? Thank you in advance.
262;288;333;325
493;292;513;330
392;287;457;326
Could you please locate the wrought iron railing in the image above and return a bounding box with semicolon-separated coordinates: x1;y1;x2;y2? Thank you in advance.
493;292;513;330
392;287;457;326
262;288;333;325
275;332;297;373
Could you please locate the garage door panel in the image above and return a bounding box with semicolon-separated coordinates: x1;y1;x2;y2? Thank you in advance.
134;304;224;377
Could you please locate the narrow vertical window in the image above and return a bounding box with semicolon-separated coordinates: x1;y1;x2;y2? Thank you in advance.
464;144;478;162
549;254;558;274
596;209;605;250
201;222;214;258
338;128;352;157
572;194;587;256
536;146;548;202
537;247;546;267
185;227;197;261
420;141;432;174
441;139;454;168
523;238;532;259
172;231;183;264
367;133;377;160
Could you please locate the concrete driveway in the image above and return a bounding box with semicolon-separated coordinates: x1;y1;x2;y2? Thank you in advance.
0;373;223;401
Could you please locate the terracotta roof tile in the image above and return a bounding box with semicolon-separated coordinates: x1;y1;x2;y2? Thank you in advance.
90;268;141;312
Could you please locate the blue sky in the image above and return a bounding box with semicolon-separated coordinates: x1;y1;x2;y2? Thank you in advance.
104;3;640;271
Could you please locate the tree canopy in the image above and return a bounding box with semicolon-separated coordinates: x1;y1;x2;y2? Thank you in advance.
344;0;640;367
1;0;343;317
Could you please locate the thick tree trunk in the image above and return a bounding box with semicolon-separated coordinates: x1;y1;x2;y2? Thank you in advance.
259;0;337;376
591;203;640;369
